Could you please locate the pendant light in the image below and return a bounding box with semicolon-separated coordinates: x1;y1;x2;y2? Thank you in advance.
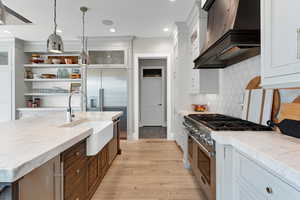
79;6;89;65
47;0;64;53
0;0;5;25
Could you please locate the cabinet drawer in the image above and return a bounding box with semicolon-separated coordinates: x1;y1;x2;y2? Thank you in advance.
64;158;87;199
64;176;86;200
62;141;86;170
235;151;300;199
87;156;99;190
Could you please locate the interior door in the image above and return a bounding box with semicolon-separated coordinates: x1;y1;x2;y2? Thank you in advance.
140;67;164;126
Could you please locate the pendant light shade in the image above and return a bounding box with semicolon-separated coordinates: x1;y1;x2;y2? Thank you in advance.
79;6;89;65
47;0;64;53
47;33;64;53
0;0;5;25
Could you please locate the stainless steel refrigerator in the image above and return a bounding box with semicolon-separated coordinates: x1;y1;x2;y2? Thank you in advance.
86;68;127;137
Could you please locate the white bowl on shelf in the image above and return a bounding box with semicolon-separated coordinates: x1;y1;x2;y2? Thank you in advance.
52;59;61;64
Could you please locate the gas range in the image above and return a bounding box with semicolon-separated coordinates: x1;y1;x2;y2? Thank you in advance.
183;114;273;200
183;114;273;150
187;114;273;131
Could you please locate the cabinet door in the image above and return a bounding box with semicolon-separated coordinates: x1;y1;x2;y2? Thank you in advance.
0;51;11;121
87;156;99;191
88;50;127;66
233;151;300;200
234;181;268;200
190;70;200;94
262;0;300;87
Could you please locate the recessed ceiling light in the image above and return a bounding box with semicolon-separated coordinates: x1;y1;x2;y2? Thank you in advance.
169;0;176;2
56;29;62;33
163;28;169;32
102;19;114;26
109;28;116;33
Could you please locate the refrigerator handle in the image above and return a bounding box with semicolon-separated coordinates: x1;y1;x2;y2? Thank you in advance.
99;88;104;112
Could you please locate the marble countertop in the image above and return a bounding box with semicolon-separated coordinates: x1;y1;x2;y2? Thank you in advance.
0;111;122;183
76;111;123;121
212;130;300;190
17;107;81;111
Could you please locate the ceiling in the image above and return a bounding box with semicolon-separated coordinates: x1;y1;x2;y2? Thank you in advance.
0;0;194;41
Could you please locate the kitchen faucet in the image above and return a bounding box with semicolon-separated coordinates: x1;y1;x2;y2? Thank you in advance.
66;90;86;123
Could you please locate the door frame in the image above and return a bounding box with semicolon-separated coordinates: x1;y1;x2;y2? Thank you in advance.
133;53;172;140
139;66;165;127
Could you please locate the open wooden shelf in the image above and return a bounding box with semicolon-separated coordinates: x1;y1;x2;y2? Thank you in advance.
24;93;80;96
24;64;81;68
24;79;82;82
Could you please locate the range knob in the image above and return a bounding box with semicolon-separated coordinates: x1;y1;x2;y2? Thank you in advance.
207;140;214;147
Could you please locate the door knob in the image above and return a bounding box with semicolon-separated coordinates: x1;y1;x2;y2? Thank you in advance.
158;104;162;106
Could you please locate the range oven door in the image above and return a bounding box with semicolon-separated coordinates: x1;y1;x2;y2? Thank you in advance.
196;141;216;200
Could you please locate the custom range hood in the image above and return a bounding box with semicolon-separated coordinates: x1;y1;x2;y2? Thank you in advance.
0;2;32;25
194;0;260;69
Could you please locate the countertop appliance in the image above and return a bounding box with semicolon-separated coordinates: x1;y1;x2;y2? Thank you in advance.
183;114;273;200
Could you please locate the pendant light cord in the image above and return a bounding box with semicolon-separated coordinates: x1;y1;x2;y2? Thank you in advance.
82;11;85;51
54;0;57;34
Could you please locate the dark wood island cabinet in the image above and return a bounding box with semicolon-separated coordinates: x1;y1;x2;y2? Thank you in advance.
0;117;122;200
62;117;122;200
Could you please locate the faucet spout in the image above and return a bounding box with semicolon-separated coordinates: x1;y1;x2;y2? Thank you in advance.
66;90;87;123
66;93;75;122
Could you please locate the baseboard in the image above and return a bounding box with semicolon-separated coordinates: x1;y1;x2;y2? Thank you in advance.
127;132;139;141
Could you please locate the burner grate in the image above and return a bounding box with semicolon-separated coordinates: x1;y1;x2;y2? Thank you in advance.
187;114;273;131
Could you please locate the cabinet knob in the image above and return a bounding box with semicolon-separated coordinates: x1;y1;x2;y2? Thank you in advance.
266;187;273;194
76;169;80;174
75;152;80;156
75;198;79;200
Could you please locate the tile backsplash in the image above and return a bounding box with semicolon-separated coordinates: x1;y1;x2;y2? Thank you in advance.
192;55;261;118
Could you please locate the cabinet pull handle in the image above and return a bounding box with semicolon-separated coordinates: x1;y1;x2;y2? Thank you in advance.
266;187;273;194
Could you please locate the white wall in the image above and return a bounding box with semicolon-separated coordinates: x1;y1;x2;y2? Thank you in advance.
133;37;172;54
191;56;261;118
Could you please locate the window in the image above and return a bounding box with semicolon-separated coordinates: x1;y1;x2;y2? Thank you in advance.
143;69;162;77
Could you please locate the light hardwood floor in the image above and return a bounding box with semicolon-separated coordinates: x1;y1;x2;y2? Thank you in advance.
92;139;207;200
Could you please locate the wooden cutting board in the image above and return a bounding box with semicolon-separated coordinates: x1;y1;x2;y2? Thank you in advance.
246;76;262;89
280;103;300;122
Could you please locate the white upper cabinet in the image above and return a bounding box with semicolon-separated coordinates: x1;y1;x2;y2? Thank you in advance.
185;2;219;94
262;0;300;88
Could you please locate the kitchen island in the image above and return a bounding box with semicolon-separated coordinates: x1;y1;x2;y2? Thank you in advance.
0;111;122;200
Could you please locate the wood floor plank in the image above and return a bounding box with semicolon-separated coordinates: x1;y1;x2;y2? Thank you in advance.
91;139;207;200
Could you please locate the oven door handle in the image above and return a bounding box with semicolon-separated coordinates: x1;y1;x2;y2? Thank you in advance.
191;135;215;158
